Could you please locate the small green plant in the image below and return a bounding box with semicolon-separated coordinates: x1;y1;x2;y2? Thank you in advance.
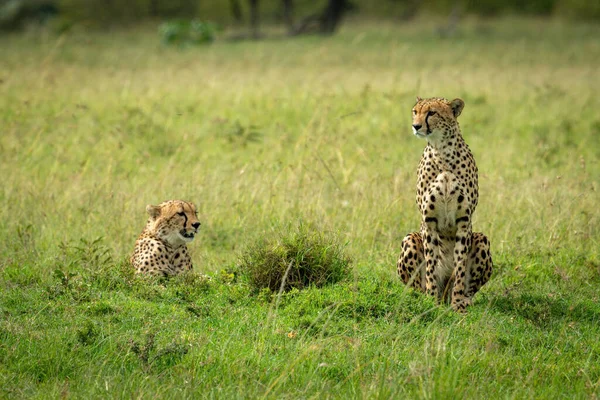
16;223;35;253
239;223;352;292
159;20;220;46
129;333;189;372
76;320;99;346
58;237;112;272
53;269;77;289
218;268;237;284
172;271;213;301
223;121;263;146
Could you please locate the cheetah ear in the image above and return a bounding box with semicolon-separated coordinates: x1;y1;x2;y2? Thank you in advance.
450;98;465;118
416;96;422;102
146;204;161;219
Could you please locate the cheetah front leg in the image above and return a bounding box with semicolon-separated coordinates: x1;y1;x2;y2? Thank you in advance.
451;215;472;312
465;232;493;298
397;232;425;292
423;226;443;300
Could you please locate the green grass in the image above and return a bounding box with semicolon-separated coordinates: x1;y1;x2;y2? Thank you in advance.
1;17;599;398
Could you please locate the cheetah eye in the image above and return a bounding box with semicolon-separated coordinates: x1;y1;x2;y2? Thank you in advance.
412;109;417;115
177;212;186;217
427;111;437;117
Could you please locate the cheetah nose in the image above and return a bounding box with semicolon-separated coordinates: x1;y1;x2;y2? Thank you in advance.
192;222;201;229
412;124;422;131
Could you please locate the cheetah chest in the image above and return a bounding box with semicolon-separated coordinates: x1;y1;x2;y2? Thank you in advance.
430;171;461;233
421;170;467;238
418;146;476;236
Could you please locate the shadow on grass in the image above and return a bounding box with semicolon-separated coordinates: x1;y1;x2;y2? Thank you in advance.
488;293;600;328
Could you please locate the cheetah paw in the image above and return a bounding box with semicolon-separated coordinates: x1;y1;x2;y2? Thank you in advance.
451;297;472;313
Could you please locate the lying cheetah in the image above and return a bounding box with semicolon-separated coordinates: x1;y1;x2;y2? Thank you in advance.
397;97;492;312
131;200;201;276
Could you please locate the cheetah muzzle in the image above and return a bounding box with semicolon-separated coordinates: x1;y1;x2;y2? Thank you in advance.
180;229;197;241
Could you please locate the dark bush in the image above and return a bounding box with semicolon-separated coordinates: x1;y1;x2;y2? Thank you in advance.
554;0;600;21
464;0;555;16
239;223;351;292
58;0;197;26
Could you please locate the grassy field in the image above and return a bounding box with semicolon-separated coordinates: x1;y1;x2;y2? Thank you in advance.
1;16;600;398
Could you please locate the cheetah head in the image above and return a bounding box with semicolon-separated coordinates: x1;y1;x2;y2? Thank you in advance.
146;200;201;246
411;97;464;140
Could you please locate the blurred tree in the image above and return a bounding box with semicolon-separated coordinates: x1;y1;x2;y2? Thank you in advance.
284;0;354;36
0;0;57;30
249;0;259;38
282;0;293;34
229;0;242;22
320;0;349;34
231;0;352;39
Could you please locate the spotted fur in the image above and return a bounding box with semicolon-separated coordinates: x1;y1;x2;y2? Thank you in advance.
397;97;492;312
131;200;201;276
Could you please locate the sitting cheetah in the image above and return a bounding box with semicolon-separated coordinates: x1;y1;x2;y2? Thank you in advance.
397;97;492;312
131;200;201;276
